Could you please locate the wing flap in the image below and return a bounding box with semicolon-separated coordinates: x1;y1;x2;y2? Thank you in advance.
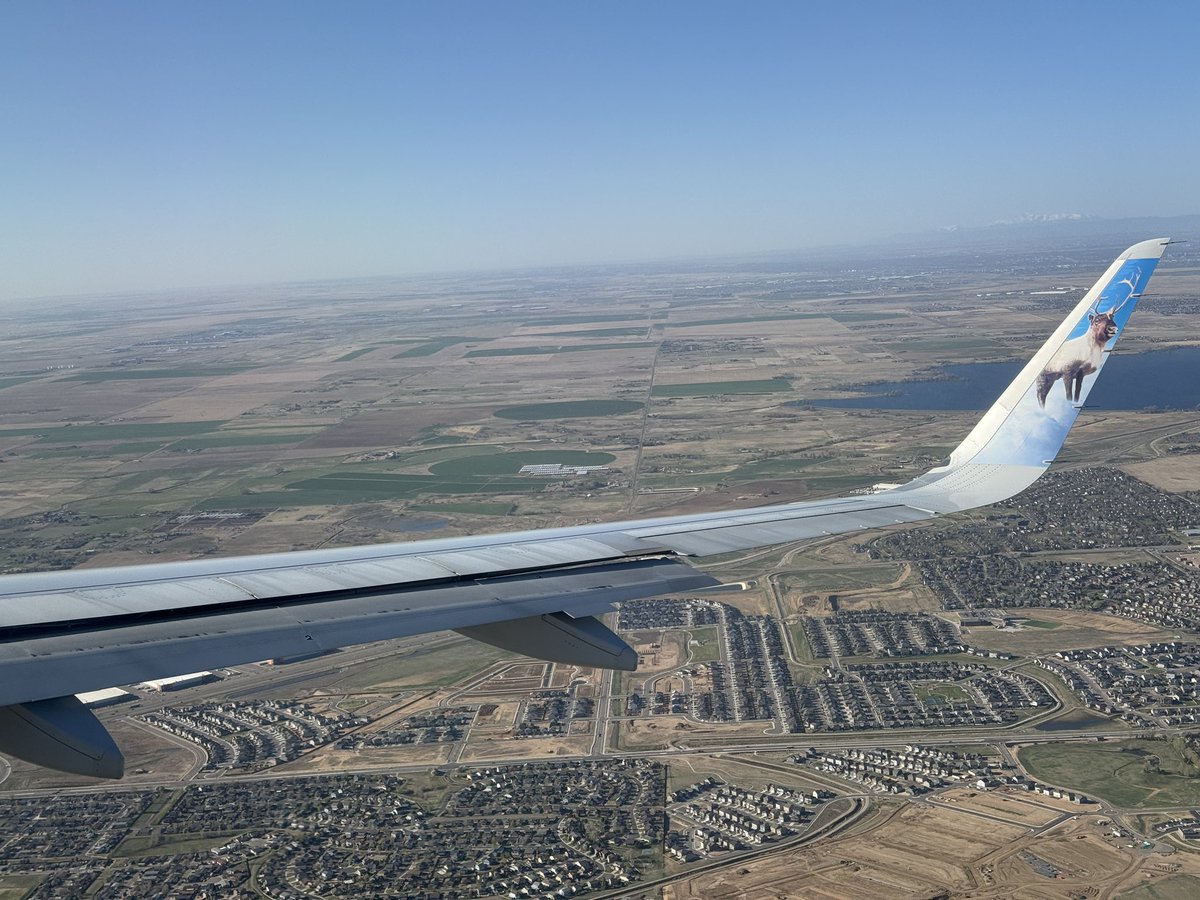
630;500;935;554
0;556;718;707
0;536;652;629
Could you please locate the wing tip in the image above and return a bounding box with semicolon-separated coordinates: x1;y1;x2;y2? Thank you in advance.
1121;237;1171;261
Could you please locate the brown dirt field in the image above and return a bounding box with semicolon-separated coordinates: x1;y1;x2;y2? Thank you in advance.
932;787;1064;826
220;521;342;554
547;664;599;688
648;674;686;696
1126;456;1200;495
458;734;592;762
0;379;185;423
617;715;774;751
455;662;553;699
988;824;1145;898
831;587;938;614
630;631;686;673
458;678;544;696
469;663;546;689
670;804;1019;899
1027;609;1177;635
0;719;198;792
0;477;100;517
666;753;838;794
667;809;1176;900
300;405;494;448
282;742;453;773
346;692;447;733
126;373;330;421
474;701;520;727
718;589;775;618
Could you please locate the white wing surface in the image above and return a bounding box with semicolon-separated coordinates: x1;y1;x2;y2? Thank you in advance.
0;238;1171;778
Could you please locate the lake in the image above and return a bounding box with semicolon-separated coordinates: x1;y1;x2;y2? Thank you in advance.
803;347;1200;411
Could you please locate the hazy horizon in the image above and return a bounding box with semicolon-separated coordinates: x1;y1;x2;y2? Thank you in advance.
4;1;1199;301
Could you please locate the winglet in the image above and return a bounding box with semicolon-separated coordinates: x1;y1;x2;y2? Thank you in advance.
893;238;1170;513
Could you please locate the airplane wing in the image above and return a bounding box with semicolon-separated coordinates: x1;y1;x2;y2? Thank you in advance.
0;238;1171;778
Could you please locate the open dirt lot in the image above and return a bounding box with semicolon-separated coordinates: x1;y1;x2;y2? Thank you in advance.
627;631;688;673
667;808;1192;900
932;786;1068;827
458;733;593;762
1126;454;1200;495
615;715;776;751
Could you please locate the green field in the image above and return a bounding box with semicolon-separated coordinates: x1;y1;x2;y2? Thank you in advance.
829;312;908;323
788;624;816;663
111;440;181;454
16;420;227;443
915;682;969;704
389;444;502;468
416;433;469;445
494;399;643;420
0;375;41;390
0;874;45;899
1020;739;1200;808
651;378;792;397
465;341;652;357
336;347;379;361
781;564;904;593
428;450;614;476
723;455;831;480
64;367;250;382
392;337;486;358
687;626;721;663
802;473;881;493
27;446;117;459
1117;875;1200;900
115;832;241;858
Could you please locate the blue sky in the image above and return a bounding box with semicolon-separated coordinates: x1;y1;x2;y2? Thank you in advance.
2;1;1198;299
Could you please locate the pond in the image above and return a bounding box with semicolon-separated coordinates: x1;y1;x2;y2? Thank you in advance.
802;347;1200;411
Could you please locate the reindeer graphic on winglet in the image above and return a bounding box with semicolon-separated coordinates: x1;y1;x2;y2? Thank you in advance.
1035;269;1142;408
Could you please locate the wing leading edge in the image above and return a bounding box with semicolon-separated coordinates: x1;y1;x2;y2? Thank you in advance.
0;238;1171;777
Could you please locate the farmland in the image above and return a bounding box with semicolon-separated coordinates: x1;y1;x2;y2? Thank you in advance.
4;241;1200;898
651;377;793;397
2;244;1196;575
493;399;644;420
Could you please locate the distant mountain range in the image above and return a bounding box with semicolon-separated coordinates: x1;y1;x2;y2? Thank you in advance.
889;213;1200;249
